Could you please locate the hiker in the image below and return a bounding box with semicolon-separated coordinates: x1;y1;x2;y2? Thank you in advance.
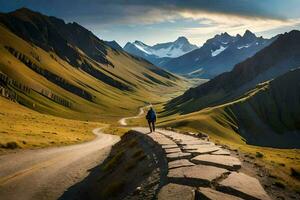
146;107;156;132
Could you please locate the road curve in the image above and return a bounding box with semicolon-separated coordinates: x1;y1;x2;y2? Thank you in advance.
0;128;120;200
118;105;151;126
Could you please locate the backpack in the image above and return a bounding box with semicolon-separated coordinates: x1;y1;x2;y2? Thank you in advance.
146;110;156;121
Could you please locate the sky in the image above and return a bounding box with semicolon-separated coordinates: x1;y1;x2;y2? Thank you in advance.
1;0;300;47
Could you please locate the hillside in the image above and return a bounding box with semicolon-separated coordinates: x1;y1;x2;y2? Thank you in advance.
164;68;300;147
226;68;300;148
158;70;300;191
162;31;274;78
166;30;300;114
0;8;187;122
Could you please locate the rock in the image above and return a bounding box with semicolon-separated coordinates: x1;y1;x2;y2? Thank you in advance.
179;140;211;145
211;149;231;156
186;146;220;154
148;133;176;145
191;155;241;170
181;144;215;150
168;159;195;169
162;144;178;149
217;172;271;200
168;165;228;186
167;152;191;161
157;183;195;200
165;148;182;154
196;187;243;200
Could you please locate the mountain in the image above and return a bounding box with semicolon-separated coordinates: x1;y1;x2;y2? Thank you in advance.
224;68;300;148
162;30;275;78
104;40;123;51
166;30;300;114
163;67;300;148
0;8;187;121
123;37;198;66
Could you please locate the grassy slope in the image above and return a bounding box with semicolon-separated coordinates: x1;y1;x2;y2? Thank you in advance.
0;24;188;122
158;69;300;190
0;96;103;151
0;19;189;150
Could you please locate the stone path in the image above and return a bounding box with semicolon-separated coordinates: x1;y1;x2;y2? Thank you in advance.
133;128;272;200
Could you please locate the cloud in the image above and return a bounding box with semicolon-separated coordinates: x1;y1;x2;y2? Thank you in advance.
2;0;299;25
1;0;299;46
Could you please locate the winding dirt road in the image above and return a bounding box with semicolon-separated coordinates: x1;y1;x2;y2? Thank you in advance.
118;105;151;126
0;128;120;200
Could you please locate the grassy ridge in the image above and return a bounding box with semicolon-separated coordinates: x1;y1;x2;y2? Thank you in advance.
0;24;188;122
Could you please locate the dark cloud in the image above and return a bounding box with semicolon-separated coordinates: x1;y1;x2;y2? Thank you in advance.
0;0;299;25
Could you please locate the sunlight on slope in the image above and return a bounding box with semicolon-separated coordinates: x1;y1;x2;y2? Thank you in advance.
0;24;189;122
0;96;104;151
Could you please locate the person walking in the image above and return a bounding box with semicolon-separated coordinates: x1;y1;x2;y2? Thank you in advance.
146;107;156;132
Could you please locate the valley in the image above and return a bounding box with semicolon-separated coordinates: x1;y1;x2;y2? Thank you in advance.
0;6;300;200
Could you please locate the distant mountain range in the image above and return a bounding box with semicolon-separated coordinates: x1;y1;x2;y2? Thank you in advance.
167;30;300;114
123;37;198;66
162;30;276;78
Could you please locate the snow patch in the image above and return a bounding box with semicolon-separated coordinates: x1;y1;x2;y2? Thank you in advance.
211;46;227;57
188;68;203;76
237;44;251;49
133;43;152;54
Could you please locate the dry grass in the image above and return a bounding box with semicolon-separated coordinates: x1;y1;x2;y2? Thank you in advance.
0;96;102;151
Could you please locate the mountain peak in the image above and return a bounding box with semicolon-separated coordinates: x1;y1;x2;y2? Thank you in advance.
175;36;188;43
10;7;41;17
221;32;230;37
243;30;256;38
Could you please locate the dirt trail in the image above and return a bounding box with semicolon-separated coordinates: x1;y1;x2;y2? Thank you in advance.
118;105;151;126
0;128;120;200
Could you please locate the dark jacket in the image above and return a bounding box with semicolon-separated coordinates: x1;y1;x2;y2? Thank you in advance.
146;109;156;122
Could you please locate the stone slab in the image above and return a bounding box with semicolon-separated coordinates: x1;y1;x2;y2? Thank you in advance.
218;172;271;200
186;146;220;154
168;159;195;169
191;155;241;170
167;152;191;161
180;140;212;145
162;144;179;149
181;144;215;150
157;183;195;200
211;149;231;156
168;165;228;186
165;148;182;154
197;187;243;200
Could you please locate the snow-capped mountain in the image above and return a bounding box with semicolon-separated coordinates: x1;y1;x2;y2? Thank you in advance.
162;30;277;79
123;37;198;66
